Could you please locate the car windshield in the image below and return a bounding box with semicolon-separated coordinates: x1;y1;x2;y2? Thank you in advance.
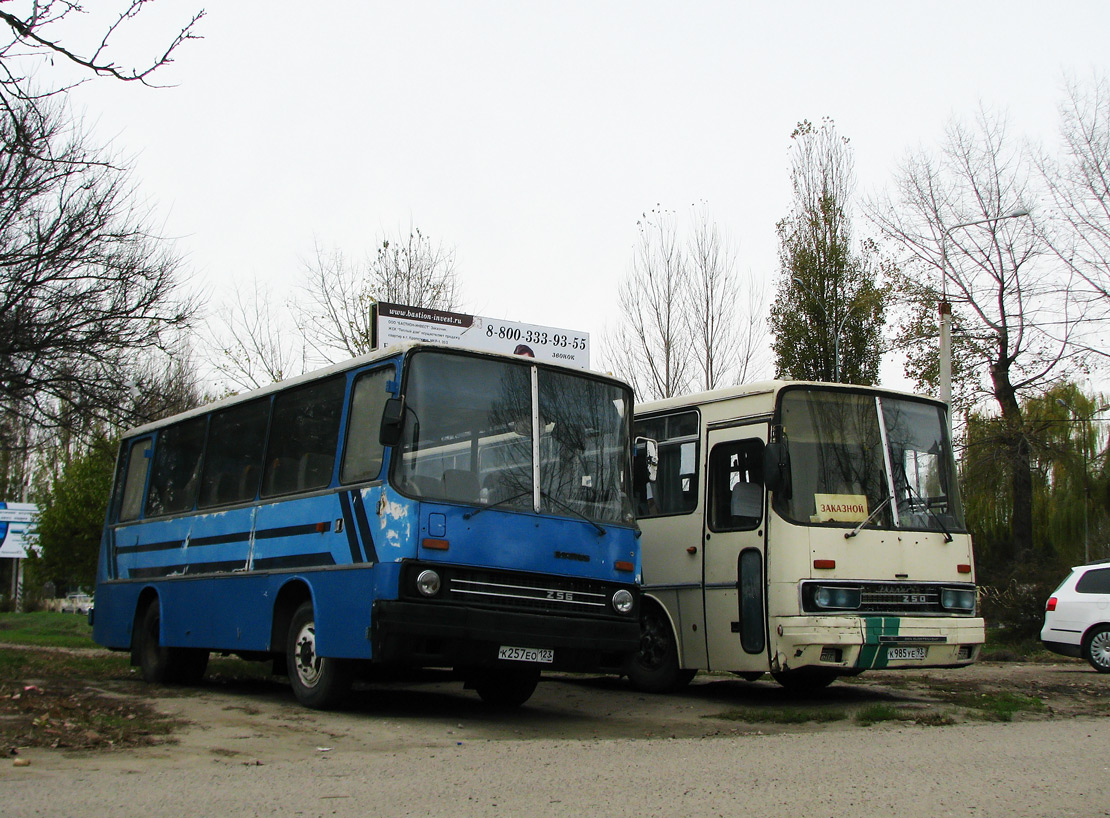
393;350;634;526
773;388;965;533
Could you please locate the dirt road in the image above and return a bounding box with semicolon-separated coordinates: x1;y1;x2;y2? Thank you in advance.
4;661;1110;817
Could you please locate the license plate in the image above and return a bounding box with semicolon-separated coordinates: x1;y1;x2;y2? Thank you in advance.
497;646;554;664
886;646;927;661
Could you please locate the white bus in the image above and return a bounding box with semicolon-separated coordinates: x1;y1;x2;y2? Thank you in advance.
627;381;984;691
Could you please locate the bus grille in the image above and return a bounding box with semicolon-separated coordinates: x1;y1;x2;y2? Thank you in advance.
403;563;630;619
801;581;976;616
859;583;942;614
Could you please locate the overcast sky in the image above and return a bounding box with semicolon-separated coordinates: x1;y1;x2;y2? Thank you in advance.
55;1;1110;389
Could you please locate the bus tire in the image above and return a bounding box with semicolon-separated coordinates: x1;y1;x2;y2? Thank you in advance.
286;602;352;709
174;648;210;685
471;666;540;707
771;668;839;691
134;602;208;684
626;603;695;693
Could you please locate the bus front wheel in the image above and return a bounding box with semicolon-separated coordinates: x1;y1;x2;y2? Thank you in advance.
626;604;696;693
134;602;209;685
286;602;352;709
771;667;839;691
470;666;540;707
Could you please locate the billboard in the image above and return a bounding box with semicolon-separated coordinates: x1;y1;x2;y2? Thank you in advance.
372;302;590;368
0;502;38;559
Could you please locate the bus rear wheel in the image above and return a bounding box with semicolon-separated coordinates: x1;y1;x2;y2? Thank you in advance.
626;604;696;693
134;602;209;685
286;602;352;709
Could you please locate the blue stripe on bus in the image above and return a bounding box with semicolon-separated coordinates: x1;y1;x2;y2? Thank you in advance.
127;552;337;579
337;492;364;563
116;522;332;555
350;491;378;563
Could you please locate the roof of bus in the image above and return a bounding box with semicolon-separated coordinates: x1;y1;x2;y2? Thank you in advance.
122;341;633;439
635;379;944;417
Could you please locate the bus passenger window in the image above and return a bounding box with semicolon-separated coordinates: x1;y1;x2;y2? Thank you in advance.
119;438;153;522
341;368;392;484
145;417;206;517
709;439;764;531
633;411;700;518
262;375;344;497
199;399;270;507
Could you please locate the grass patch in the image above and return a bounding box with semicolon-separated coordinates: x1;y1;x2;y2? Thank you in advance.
0;611;98;649
979;630;1061;663
855;703;955;726
953;691;1045;721
711;708;848;725
0;644;181;750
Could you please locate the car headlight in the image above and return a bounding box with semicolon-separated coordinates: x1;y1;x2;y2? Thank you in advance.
611;589;634;614
813;585;862;610
415;569;441;597
940;587;976;612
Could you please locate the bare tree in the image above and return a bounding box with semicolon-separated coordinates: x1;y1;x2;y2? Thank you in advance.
0;1;204;105
210;277;307;390
688;204;741;391
607;205;767;400
1039;72;1110;346
296;228;460;363
607;209;692;401
0;95;198;447
868;107;1084;568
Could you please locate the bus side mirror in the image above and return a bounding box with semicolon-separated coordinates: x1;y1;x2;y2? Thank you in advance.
763;441;791;498
379;396;406;446
633;437;659;491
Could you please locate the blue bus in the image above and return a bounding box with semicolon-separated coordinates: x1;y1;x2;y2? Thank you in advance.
92;344;640;708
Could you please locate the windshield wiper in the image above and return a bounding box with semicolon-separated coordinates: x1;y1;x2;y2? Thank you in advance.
462;491;531;521
541;490;606;536
903;484;954;543
845;495;892;539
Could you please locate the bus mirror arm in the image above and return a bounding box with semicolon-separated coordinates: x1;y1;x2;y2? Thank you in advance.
379;397;406;446
762;442;791;499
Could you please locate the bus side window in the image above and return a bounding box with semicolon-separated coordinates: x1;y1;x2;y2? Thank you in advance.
633;411;700;518
145;416;206;517
340;368;392;484
119;438;153;522
261;375;345;497
199;398;270;507
709;439;764;531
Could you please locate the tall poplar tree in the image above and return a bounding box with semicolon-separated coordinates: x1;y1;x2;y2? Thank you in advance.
770;119;885;384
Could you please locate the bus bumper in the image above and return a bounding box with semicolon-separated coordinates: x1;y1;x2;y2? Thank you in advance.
372;600;641;673
772;615;986;673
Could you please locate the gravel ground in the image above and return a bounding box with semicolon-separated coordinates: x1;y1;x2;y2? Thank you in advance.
4;661;1109;818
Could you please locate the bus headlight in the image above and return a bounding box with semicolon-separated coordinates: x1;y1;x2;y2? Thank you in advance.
415;569;442;597
611;589;634;614
940;587;975;612
813;585;861;610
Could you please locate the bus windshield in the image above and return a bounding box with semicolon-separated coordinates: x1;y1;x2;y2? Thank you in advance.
775;388;965;533
395;351;634;526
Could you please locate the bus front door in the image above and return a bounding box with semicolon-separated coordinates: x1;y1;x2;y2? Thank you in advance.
702;426;768;674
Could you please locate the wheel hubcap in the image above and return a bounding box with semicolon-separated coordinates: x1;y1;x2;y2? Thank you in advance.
1091;630;1110;669
293;622;321;687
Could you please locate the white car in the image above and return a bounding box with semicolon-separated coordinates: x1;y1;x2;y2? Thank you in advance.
61;592;93;615
1041;561;1110;673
